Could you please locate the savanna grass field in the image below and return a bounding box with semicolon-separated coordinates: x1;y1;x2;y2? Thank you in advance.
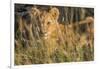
14;4;94;65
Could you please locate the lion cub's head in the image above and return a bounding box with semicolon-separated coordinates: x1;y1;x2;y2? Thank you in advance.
40;7;60;39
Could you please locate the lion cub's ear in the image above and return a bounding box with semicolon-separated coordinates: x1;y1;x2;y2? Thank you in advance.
49;7;59;20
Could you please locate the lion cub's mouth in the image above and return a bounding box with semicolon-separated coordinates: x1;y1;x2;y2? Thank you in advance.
42;32;52;39
43;33;49;39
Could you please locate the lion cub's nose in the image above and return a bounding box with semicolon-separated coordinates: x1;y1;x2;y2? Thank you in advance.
44;32;48;36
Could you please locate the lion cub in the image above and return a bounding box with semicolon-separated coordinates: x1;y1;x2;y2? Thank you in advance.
39;7;68;61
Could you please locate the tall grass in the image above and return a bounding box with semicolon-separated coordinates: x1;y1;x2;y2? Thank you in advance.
15;5;94;65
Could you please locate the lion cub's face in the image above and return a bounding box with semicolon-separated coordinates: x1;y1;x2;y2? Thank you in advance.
40;8;60;39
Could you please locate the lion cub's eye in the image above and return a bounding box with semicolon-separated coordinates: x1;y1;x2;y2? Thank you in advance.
47;22;51;25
